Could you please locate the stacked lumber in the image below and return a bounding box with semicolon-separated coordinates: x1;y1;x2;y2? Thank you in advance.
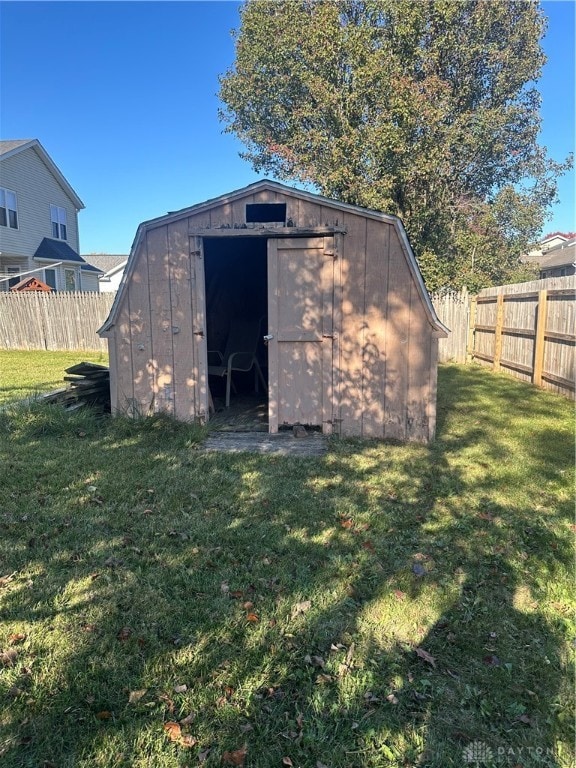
43;362;111;412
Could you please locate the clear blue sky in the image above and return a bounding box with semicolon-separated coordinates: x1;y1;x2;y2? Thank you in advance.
1;0;574;255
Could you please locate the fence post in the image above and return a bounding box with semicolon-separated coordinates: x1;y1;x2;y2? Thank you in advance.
532;289;548;387
466;295;477;363
493;293;505;371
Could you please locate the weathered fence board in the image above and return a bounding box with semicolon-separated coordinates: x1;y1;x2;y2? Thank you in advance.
432;277;575;398
0;292;115;352
431;288;470;363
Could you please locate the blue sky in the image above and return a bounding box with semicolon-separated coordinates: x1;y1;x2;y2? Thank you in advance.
1;0;574;255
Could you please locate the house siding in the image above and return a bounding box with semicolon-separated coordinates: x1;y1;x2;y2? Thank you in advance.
0;146;81;261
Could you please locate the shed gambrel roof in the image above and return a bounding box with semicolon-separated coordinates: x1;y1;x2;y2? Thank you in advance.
0;139;85;210
99;180;448;336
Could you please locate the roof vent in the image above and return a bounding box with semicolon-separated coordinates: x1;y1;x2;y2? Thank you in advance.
245;203;286;224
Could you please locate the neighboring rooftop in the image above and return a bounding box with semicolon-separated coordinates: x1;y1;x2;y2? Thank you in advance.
83;254;127;274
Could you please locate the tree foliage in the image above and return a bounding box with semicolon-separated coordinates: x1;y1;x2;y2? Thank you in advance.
219;0;572;290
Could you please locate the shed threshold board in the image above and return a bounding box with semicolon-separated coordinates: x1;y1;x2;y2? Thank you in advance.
202;431;328;456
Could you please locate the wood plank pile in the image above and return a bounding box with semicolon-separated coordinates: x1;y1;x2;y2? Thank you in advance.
43;362;111;412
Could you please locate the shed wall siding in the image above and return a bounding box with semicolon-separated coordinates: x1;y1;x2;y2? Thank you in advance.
107;188;439;441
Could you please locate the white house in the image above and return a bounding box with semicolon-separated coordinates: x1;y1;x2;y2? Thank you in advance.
83;254;128;292
0;139;102;291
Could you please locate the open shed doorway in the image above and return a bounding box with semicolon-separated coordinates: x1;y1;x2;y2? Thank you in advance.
203;236;269;431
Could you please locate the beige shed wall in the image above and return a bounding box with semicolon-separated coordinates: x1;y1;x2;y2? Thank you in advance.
106;188;439;441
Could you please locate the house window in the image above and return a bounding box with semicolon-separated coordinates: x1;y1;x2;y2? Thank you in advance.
44;268;57;290
50;205;67;240
64;268;76;291
7;266;21;288
0;188;18;229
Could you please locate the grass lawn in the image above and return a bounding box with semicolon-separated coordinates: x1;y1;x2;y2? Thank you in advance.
0;350;108;405
0;362;573;767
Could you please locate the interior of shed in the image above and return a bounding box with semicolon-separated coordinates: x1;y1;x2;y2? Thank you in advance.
203;236;269;430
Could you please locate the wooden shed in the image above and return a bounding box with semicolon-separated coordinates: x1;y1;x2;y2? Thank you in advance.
98;181;448;442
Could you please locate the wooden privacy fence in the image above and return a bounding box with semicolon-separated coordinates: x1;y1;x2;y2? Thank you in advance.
432;276;575;398
431;288;470;363
0;292;115;352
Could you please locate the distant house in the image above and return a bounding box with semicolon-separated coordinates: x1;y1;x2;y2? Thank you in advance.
522;232;575;268
0;139;102;291
539;241;576;278
84;254;128;292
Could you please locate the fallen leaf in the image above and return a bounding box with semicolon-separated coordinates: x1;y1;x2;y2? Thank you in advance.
362;540;376;553
164;721;182;743
8;685;23;697
128;689;147;704
96;711;112;720
246;613;259;623
222;746;247;766
117;626;132;641
8;633;26;645
340;518;354;529
393;590;406;601
180;734;198;748
316;673;334;684
174;684;188;693
0;573;16;588
483;654;501;666
291;600;311;619
415;647;436;668
221;582;229;594
229;590;243;599
386;693;399;704
282;758;294;766
180;712;195;726
243;601;254;610
364;691;380;703
0;649;18;666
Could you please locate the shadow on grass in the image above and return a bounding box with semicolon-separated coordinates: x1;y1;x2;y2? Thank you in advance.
0;365;573;767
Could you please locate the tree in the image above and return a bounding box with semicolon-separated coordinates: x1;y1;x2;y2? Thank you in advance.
219;0;572;291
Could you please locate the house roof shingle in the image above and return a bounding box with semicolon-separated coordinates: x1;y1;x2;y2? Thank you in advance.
83;254;128;274
34;238;103;273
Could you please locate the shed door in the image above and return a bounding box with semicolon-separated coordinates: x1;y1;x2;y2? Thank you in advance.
267;236;335;433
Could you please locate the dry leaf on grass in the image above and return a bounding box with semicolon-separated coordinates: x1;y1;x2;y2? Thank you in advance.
8;633;26;645
415;647;436;668
222;746;247;766
128;689;147;704
246;613;259;623
291;600;311;619
163;721;197;747
0;649;18;666
117;626;132;641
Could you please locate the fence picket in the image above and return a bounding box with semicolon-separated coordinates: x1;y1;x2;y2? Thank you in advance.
432;277;575;398
0;292;115;352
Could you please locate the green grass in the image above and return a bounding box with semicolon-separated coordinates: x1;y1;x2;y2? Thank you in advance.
0;350;108;405
0;363;574;767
